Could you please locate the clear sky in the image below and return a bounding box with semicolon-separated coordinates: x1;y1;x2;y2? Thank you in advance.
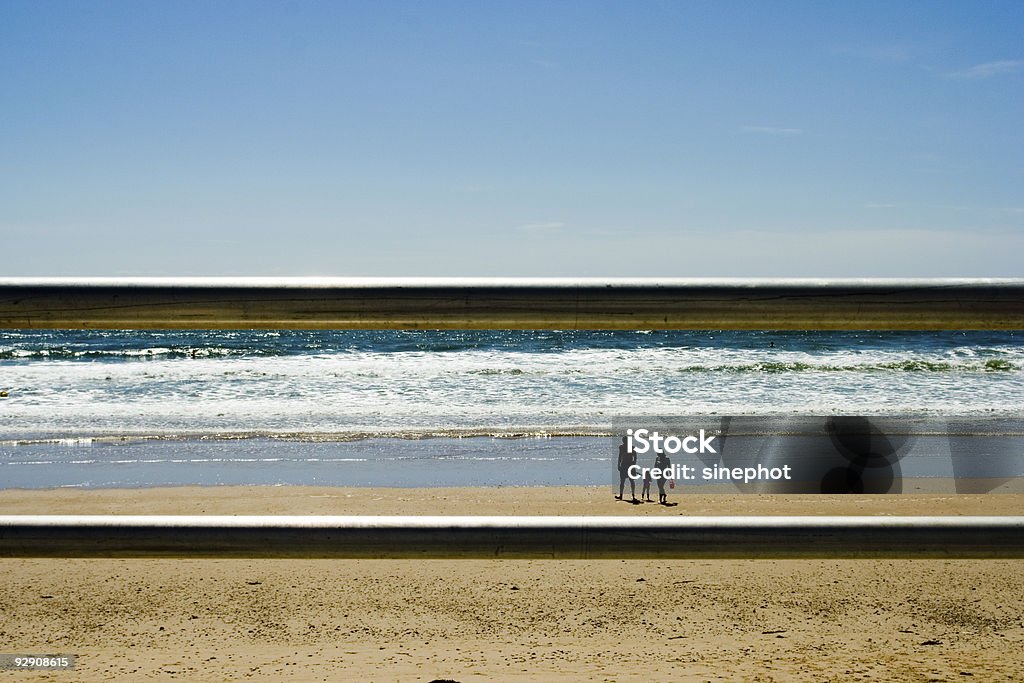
2;1;1022;277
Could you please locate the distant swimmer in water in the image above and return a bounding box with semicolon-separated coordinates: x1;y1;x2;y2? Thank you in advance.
616;436;638;502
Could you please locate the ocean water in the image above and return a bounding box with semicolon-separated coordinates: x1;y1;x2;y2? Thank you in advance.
1;330;1022;488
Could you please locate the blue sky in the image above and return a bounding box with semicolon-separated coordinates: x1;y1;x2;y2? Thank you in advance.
2;1;1022;276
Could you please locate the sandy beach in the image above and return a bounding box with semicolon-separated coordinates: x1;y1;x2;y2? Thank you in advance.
1;486;1022;681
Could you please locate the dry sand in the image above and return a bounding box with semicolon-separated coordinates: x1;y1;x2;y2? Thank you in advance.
1;486;1022;681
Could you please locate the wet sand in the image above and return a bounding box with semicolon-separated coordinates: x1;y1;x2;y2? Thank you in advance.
1;486;1022;681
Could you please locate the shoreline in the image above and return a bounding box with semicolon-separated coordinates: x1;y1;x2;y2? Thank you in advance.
6;412;1024;444
5;422;1022;491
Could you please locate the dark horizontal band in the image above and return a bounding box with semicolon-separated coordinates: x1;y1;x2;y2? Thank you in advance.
2;277;1023;330
2;515;1022;559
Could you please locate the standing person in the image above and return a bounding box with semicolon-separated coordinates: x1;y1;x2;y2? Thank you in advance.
616;436;638;502
654;448;673;505
641;467;653;502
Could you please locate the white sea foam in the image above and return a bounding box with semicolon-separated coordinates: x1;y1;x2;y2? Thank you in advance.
2;340;1022;438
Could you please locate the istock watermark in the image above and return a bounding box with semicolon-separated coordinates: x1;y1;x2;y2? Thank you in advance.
612;416;1024;498
624;428;791;482
625;428;718;455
